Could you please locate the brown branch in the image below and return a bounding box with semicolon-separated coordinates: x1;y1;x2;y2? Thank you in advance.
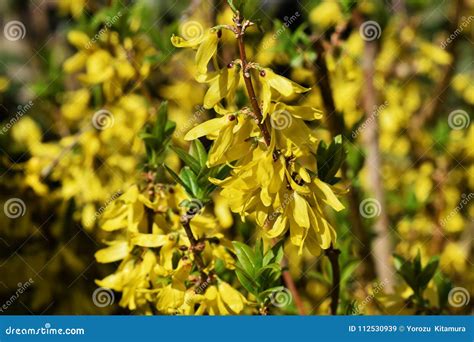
180;212;208;280
312;38;376;280
361;36;395;292
235;13;271;147
325;245;341;315
281;256;306;315
431;158;448;254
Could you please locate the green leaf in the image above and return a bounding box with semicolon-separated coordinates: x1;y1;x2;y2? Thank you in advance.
255;263;281;279
254;239;264;269
393;254;406;271
271;239;285;264
434;272;452;309
235;268;258;296
262;249;274;267
414;250;422;276
164;165;194;196
155;101;168;140
232;241;256;277
315;135;345;184
180;166;199;198
418;256;439;289
190;139;208;169
171;146;201;175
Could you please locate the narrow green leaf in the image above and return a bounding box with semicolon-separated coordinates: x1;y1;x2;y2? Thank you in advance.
233;241;257;276
191;139;208;169
418;256;439;289
180;166;199;198
164;165;194;196
235;268;258;296
171;146;201;175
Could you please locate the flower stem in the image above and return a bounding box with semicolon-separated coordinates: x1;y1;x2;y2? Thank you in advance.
281;257;306;315
180;211;208;280
325;245;341;315
235;13;271;147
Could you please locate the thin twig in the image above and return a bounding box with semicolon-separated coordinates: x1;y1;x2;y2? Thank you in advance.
281;255;306;315
325;245;341;315
360;30;394;292
312;37;375;280
180;211;208;280
235;12;271;147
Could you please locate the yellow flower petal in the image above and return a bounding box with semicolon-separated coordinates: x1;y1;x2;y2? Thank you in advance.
95;241;129;263
131;233;168;247
184;116;227;140
313;178;344;211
